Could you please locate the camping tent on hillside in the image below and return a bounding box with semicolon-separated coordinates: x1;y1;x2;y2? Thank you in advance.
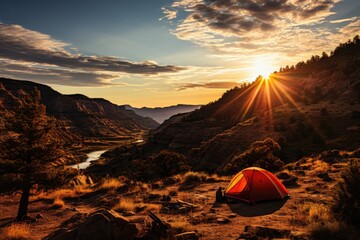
225;167;289;203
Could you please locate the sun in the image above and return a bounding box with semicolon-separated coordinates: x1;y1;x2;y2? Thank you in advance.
250;58;276;80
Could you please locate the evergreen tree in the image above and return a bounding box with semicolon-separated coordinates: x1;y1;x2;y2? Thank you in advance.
0;89;72;220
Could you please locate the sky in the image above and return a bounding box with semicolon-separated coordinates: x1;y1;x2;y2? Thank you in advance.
0;0;359;107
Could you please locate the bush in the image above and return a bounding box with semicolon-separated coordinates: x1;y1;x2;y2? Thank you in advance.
181;171;208;186
142;150;190;180
332;160;360;229
309;221;352;240
223;138;284;174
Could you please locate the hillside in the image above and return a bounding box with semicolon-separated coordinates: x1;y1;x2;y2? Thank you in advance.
91;36;360;177
0;78;159;144
123;104;201;124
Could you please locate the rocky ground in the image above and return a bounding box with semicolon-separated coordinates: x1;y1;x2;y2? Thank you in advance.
0;150;357;240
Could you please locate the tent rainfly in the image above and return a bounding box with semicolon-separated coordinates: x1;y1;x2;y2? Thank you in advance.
225;167;289;203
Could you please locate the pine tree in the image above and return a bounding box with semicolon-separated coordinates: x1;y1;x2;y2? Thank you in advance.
0;88;72;220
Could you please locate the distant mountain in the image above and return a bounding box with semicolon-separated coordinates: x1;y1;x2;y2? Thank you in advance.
0;78;159;143
92;36;360;177
123;104;201;124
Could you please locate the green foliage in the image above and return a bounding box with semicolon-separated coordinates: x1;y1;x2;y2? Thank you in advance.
141;150;189;181
223;138;284;174
332;160;360;230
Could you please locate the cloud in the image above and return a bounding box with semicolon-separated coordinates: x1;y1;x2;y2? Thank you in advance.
330;16;358;24
160;7;177;20
0;23;185;86
167;0;340;37
177;81;239;90
0;60;123;86
162;0;360;75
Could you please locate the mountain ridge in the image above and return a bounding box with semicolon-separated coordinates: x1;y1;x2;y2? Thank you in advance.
0;78;159;143
123;104;201;124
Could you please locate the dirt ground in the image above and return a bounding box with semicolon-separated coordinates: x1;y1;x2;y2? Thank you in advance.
0;153;350;240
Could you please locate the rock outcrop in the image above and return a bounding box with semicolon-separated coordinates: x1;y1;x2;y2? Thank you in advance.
44;209;138;240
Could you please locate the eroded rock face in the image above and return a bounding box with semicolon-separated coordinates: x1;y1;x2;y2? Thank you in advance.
44;209;138;240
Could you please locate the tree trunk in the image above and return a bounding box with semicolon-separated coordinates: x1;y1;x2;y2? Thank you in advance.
16;183;31;221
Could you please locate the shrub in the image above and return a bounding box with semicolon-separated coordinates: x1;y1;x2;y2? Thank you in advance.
99;178;123;190
309;221;352;240
142;150;190;180
332;160;360;229
223;138;284;174
0;223;30;240
181;171;207;186
113;198;135;213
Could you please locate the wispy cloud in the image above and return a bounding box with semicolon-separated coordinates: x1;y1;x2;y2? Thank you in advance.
330;16;358;24
177;80;240;90
0;23;185;86
160;7;177;20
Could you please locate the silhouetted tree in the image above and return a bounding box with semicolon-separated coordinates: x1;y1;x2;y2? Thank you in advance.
0;89;72;221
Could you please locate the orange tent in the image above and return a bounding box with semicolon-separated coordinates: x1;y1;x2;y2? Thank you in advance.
225;167;289;203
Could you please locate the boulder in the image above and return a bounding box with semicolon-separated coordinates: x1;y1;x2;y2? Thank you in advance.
44;209;138;240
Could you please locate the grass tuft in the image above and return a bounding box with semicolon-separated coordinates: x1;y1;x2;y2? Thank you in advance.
113;198;135;213
99;178;124;190
0;223;30;240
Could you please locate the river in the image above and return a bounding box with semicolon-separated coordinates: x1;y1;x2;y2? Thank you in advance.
69;139;143;170
69;150;107;170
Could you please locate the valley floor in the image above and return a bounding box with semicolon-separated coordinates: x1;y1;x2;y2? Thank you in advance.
0;151;355;240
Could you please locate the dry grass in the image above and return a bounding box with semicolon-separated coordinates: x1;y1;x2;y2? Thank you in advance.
177;171;223;189
0;223;30;240
308;204;330;222
170;217;192;234
290;202;330;226
34;185;92;202
113;198;135;213
98;178;124;190
144;203;162;213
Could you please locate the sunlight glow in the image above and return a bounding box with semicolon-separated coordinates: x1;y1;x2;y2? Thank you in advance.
250;58;276;80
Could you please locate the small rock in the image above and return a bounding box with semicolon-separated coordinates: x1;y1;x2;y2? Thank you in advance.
135;205;147;213
228;213;236;218
282;177;299;188
294;170;305;176
122;211;135;216
317;173;333;182
35;213;44;219
175;231;199;240
216;217;230;224
277;172;292;180
162;177;177;186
